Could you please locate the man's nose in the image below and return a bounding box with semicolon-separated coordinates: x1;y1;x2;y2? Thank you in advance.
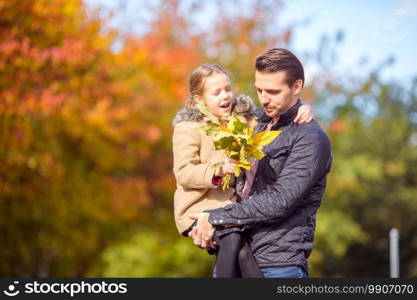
259;91;269;104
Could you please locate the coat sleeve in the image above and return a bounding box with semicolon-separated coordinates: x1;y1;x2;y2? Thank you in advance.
173;121;220;189
208;128;332;226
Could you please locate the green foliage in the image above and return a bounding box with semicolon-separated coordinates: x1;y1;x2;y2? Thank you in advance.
90;228;215;278
312;73;417;277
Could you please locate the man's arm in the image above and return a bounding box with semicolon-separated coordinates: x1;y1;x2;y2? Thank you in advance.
207;128;332;227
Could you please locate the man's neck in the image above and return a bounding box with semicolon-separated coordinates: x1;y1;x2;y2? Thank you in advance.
271;116;279;125
275;98;298;123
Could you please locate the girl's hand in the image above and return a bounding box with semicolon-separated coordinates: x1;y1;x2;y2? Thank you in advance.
294;103;314;124
215;158;237;176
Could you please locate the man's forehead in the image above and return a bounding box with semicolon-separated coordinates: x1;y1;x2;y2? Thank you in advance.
255;71;287;86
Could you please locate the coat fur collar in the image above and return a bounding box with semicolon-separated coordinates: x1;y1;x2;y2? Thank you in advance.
172;93;257;127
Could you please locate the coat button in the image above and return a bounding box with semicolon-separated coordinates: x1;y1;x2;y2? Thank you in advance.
237;220;241;224
219;220;223;223
213;220;218;224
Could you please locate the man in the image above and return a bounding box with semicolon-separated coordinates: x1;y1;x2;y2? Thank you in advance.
190;48;332;278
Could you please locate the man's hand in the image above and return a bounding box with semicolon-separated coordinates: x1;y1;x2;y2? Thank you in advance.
189;212;216;249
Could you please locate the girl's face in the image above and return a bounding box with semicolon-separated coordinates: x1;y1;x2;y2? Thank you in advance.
199;72;233;118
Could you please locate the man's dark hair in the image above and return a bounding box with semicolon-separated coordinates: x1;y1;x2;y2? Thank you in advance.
255;48;304;87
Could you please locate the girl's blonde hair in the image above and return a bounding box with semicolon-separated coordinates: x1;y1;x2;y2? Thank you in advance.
187;63;230;105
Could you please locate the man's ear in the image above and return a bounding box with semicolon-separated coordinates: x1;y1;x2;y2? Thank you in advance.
293;79;303;96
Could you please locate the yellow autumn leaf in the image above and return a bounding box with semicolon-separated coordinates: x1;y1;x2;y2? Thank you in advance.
195;105;283;190
237;162;251;170
234;164;241;177
259;130;281;146
252;131;266;145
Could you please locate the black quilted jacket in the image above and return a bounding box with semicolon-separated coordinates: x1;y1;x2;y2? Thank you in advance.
208;99;332;273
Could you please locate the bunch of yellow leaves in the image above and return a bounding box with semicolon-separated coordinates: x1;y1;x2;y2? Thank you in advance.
195;104;281;190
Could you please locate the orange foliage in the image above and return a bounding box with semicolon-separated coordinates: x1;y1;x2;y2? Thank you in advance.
0;0;292;276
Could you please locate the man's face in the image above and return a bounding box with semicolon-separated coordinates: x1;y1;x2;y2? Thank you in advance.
255;71;302;121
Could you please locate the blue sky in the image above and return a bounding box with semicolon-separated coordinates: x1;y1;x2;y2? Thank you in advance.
86;0;417;83
280;0;417;83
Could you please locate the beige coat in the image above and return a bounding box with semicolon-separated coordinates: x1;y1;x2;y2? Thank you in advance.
172;94;256;235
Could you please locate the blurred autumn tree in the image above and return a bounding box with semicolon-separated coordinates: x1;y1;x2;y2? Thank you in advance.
0;0;196;276
1;0;416;277
0;0;293;277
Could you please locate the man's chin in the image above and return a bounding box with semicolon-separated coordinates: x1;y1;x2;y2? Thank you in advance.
264;110;277;118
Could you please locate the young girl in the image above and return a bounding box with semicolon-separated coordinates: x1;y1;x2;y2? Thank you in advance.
172;63;312;277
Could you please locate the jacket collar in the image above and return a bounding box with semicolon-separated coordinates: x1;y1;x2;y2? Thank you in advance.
258;99;302;129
